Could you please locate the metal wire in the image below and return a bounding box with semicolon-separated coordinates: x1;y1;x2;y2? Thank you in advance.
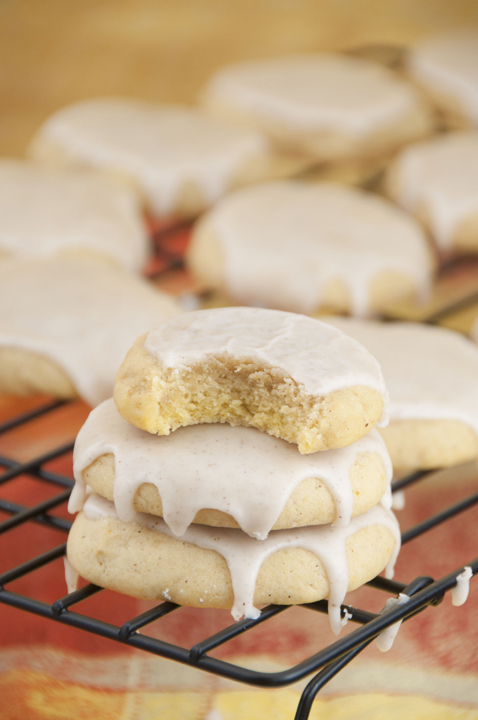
0;241;477;719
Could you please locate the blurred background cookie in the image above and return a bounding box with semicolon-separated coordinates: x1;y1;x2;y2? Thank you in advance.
188;181;433;316
386;132;478;254
325;317;478;471
202;54;434;171
406;30;478;130
0;257;181;404
29;98;310;219
0;160;148;272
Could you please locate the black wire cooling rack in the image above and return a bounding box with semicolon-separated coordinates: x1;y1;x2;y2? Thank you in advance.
0;242;478;720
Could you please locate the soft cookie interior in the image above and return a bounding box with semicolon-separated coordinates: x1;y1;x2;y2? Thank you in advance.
114;333;384;453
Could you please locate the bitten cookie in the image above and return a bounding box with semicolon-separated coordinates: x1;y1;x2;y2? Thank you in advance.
70;399;392;535
67;493;400;634
386;132;478;253
0;160;148;272
0;257;181;405
29;98;309;218
202;53;433;163
113;308;389;454
187;181;433;317
325;317;478;471
406;30;478;129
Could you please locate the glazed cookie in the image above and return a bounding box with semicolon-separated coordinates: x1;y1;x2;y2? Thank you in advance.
407;30;478;129
0;161;148;272
70;399;392;536
187;181;432;316
202;54;433;163
113;308;389;454
0;257;181;405
29;99;309;218
325;318;478;471
386;132;478;253
67;493;400;634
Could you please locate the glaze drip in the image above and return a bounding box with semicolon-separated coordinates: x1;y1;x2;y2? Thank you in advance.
82;493;401;634
70;399;392;539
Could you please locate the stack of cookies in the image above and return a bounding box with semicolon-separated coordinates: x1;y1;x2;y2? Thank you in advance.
67;307;400;635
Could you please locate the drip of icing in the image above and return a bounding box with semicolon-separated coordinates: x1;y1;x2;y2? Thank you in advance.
144;307;389;425
324;318;478;437
0;161;147;272
452;567;473;607
203;54;416;135
393;133;478;248
391;490;406;511
205;182;431;317
408;31;478;125
31;99;268;216
0;257;181;406
341;609;353;628
63;557;79;595
376;593;410;652
70;398;393;539
82;493;401;635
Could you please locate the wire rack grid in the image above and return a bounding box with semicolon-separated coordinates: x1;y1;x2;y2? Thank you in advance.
0;234;478;720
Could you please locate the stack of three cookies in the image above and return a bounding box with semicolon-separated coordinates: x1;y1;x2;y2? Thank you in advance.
67;307;400;636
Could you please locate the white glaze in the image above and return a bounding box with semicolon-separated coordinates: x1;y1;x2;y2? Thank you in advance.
205;181;431;316
203;54;416;135
30;99;267;216
391;490;406;511
0;161;148;272
81;493;401;634
325;318;478;436
0;257;181;406
452;566;473;607
393;132;478;248
376;592;409;652
408;30;478;125
70;398;392;538
63;557;79;595
144;307;389;424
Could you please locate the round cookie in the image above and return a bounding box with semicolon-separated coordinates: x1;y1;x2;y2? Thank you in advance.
67;493;400;633
70;399;392;536
202;53;433;163
386;132;478;253
187;181;433;317
113;308;389;454
28;98;310;218
406;30;478;129
0;160;148;272
0;257;181;405
324;317;478;471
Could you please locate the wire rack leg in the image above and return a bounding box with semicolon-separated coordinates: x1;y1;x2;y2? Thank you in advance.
294;639;373;720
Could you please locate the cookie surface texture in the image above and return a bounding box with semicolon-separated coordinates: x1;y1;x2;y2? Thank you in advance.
0;160;148;272
202;53;433;161
71;399;392;535
0;257;181;405
67;494;400;634
407;30;478;128
114;307;389;453
386;132;478;252
324;317;478;471
29;98;276;217
187;181;432;316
